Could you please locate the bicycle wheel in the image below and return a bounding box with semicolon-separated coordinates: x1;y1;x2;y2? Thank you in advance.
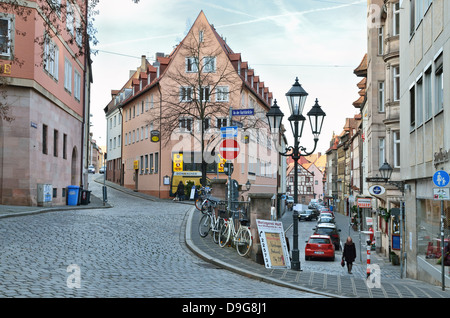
212;217;224;244
236;227;252;256
198;213;211;237
195;198;206;213
218;220;231;248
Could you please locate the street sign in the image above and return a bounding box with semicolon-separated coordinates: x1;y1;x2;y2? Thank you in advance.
433;188;450;200
232;108;254;116
220;126;238;138
366;177;387;183
433;170;449;187
369;185;385;196
219;139;240;160
357;198;372;208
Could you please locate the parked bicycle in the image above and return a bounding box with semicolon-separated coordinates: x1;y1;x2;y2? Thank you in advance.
198;197;225;244
195;186;212;213
218;208;252;257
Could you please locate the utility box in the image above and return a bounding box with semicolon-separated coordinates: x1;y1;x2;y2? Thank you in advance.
37;184;52;207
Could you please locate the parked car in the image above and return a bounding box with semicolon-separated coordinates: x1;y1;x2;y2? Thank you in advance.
299;209;317;221
317;216;336;225
319;212;334;219
305;235;335;261
88;165;95;174
99;166;106;174
313;223;341;250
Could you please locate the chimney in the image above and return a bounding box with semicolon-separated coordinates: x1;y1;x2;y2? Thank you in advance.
140;55;147;72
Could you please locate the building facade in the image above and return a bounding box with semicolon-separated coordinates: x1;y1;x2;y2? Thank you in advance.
400;0;450;286
108;11;278;199
0;1;89;206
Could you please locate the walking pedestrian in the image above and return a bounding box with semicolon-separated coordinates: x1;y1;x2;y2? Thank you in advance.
343;236;356;274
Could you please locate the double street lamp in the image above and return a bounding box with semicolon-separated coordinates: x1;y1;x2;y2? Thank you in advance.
266;77;326;271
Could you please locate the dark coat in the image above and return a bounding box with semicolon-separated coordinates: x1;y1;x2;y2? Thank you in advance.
177;182;185;196
343;242;356;263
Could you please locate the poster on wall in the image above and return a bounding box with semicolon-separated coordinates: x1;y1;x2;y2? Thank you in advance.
256;219;291;269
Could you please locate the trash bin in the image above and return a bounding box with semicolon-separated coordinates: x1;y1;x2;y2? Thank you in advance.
80;190;91;205
67;185;80;206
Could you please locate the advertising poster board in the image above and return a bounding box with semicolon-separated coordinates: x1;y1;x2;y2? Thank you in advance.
256;219;291;269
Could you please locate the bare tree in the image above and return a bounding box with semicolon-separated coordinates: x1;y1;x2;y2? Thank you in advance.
156;23;268;185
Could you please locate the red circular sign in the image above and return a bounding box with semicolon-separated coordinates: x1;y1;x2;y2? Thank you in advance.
219;139;240;160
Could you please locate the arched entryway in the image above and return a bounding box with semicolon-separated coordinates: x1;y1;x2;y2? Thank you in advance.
71;146;78;185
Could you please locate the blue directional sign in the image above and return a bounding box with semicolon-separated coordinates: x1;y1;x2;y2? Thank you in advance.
220;126;238;138
232;108;254;116
433;170;450;187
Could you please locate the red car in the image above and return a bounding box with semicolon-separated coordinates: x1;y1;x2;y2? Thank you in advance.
305;235;335;261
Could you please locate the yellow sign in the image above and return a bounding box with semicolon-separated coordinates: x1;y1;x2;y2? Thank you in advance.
133;160;139;170
0;64;11;75
217;154;226;173
173;153;183;172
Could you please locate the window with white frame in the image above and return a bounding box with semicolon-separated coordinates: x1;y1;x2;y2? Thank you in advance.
393;66;400;101
216;118;227;129
424;67;432;120
0;16;12;58
75;16;82;47
179;117;193;132
378;81;385;112
393;131;400;168
416;77;423;126
393;2;400;36
203;56;216;73
66;2;74;36
378;27;383;55
435;54;444;113
200;86;210;102
216;86;229;102
44;35;59;80
410;85;415;129
74;70;81;101
186;57;198;72
64;58;72;93
180;86;193;102
379;137;385;168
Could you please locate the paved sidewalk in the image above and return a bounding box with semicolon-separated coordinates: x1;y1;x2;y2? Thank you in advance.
186;206;450;298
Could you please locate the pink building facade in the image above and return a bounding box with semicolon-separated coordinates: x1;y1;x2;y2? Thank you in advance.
110;12;278;199
0;1;88;205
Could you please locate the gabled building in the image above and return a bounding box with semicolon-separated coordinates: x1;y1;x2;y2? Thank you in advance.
286;158;314;204
0;1;90;206
108;11;278;199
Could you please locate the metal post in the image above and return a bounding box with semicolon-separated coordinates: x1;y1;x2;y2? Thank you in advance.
441;200;445;291
227;107;232;216
291;120;300;271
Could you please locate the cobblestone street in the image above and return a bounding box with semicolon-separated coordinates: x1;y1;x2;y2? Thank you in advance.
0;176;322;298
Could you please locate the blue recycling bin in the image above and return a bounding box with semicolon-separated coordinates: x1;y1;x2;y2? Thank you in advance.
67;185;80;206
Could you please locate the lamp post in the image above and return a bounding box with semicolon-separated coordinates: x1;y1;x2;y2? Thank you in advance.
266;77;326;271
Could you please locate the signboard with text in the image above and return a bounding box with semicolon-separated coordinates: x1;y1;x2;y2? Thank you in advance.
256;219;290;269
173;153;183;172
357;198;372;208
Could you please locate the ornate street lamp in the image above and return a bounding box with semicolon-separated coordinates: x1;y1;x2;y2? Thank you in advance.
266;77;326;271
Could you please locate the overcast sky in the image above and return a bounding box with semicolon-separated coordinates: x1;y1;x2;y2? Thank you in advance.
90;0;367;154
